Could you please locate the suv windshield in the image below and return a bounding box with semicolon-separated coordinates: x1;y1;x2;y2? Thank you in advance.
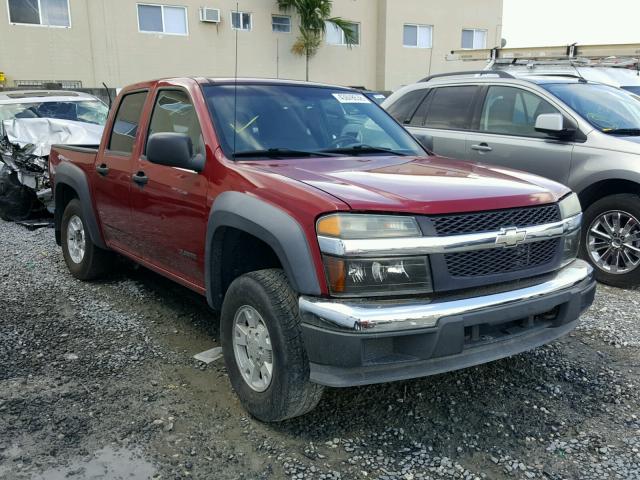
0;100;109;126
203;84;424;158
542;83;640;134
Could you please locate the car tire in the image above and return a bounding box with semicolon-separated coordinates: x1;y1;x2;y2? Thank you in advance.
580;193;640;288
0;167;39;221
61;199;112;280
221;269;324;422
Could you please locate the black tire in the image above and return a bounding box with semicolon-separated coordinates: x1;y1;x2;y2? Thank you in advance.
61;199;112;280
0;167;39;221
580;193;640;288
221;269;324;422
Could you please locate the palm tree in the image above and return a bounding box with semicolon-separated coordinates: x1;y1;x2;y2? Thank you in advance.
277;0;357;81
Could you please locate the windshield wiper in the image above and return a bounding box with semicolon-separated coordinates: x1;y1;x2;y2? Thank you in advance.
319;145;409;156
602;128;640;136
233;148;339;159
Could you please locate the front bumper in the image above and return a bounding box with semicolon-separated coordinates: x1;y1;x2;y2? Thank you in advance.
298;259;595;387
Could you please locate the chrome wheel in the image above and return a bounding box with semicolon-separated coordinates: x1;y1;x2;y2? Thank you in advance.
66;215;86;264
587;210;640;274
232;305;273;392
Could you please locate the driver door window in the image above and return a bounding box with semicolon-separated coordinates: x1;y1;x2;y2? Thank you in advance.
146;90;205;159
480;86;560;138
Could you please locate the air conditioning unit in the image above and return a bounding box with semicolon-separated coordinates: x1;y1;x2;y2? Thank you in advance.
199;7;221;23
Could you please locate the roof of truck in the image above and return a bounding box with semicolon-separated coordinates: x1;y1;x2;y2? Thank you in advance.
200;77;355;90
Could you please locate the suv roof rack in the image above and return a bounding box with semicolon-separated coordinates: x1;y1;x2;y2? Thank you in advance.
419;70;514;83
446;42;640;65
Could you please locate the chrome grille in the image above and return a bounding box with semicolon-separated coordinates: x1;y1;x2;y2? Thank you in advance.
444;239;560;278
432;204;560;236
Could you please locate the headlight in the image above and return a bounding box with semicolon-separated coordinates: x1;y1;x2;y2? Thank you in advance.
317;213;432;296
561;228;581;266
317;213;421;239
558;193;581;219
323;255;433;297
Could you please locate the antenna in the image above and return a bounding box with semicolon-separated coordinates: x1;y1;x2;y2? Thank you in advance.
232;2;239;159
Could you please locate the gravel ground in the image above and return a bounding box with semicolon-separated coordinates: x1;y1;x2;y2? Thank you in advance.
1;218;639;479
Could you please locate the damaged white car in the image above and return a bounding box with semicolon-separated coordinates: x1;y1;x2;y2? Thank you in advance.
0;90;107;221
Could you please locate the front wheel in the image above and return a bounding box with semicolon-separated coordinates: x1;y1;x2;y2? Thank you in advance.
581;193;640;288
221;269;324;422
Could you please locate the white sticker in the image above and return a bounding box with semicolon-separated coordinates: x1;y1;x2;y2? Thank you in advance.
332;93;371;104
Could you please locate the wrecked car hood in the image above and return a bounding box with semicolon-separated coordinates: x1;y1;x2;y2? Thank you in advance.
2;118;103;157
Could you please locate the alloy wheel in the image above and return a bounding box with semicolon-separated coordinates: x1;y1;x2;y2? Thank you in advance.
232;305;274;392
587;210;640;274
67;215;86;264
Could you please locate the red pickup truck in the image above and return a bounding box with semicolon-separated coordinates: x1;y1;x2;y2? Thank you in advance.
49;77;595;421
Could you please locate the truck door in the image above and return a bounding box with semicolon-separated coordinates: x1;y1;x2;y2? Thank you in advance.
465;85;574;185
129;88;208;287
93;90;148;250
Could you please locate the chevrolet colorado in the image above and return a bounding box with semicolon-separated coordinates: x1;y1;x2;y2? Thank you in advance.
49;78;596;421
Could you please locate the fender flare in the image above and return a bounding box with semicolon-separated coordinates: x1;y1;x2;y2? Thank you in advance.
205;191;321;309
54;161;107;249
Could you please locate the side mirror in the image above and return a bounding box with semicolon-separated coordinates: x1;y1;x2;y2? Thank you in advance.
146;132;205;173
535;113;576;139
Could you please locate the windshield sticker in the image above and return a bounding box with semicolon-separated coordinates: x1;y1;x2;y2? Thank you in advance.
332;93;371;104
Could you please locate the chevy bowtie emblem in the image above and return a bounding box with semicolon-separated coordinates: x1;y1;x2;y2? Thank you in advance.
495;227;527;247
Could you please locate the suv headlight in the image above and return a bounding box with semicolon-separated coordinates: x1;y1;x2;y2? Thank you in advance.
317;214;433;297
558;193;582;265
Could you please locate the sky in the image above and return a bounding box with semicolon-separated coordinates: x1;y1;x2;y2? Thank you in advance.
502;0;640;48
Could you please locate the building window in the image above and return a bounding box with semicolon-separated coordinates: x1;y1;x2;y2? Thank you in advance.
231;11;252;31
403;24;432;48
461;29;487;49
8;0;71;27
137;4;188;35
272;15;291;33
325;21;359;46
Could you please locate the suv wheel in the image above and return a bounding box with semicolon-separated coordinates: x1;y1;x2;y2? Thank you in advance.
61;199;112;280
221;269;324;422
581;194;640;287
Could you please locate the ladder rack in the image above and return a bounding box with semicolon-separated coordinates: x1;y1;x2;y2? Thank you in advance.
446;42;640;65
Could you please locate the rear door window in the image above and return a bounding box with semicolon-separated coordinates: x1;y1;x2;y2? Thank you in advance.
480;86;560;137
108;91;148;153
386;89;429;125
423;86;478;130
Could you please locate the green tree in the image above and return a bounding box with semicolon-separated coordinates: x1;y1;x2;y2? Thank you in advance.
277;0;357;81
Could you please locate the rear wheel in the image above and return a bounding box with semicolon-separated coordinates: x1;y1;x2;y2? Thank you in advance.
61;199;112;280
581;194;640;287
221;269;324;422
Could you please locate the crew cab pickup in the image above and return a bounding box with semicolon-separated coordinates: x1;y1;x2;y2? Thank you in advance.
49;78;596;422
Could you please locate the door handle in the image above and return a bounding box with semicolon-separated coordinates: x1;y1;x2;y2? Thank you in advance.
132;171;148;186
471;143;493;152
96;164;110;176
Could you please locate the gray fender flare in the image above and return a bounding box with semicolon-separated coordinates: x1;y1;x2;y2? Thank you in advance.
54;161;107;249
205;191;321;309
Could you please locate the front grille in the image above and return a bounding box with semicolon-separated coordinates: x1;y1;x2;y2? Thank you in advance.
445;239;560;278
432;204;560;236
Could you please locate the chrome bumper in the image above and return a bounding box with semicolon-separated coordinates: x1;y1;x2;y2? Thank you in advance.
299;259;593;333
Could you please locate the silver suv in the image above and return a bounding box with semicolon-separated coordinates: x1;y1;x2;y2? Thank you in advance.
383;71;640;287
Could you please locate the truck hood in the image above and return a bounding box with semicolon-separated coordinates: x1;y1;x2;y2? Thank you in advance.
247;155;570;215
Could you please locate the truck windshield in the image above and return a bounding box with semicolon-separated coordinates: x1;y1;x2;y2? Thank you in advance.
543;83;640;134
0;100;109;126
203;84;425;158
